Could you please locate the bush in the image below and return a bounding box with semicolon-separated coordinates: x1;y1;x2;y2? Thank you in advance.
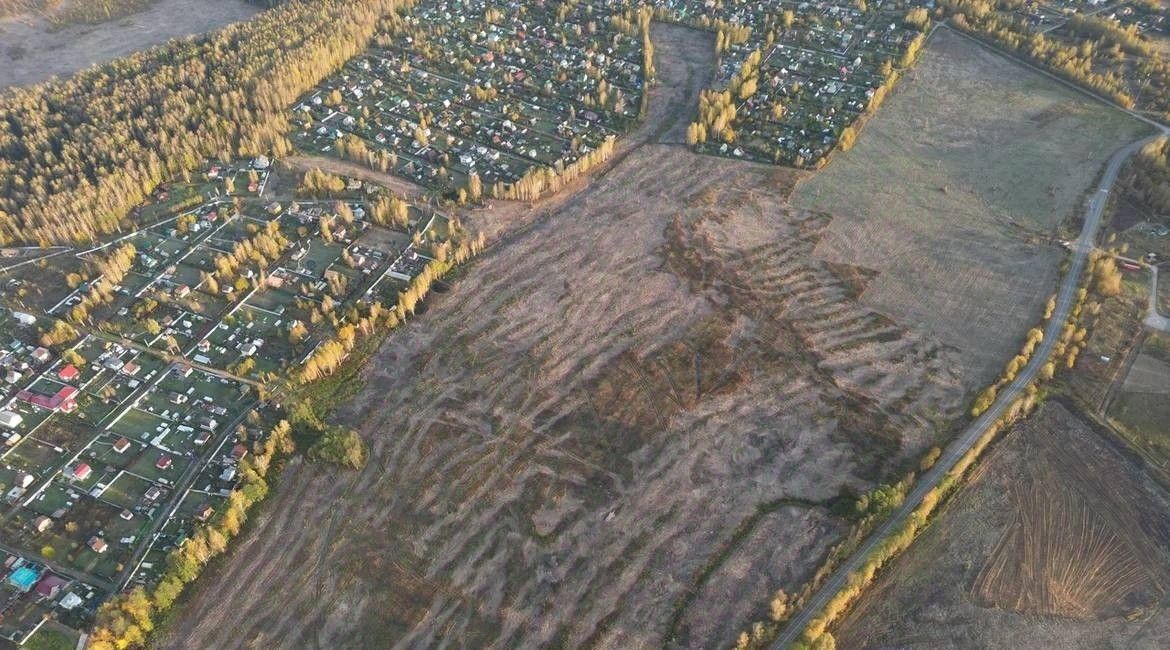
307;426;368;469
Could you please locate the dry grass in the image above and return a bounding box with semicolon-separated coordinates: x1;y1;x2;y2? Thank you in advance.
793;28;1151;389
837;402;1170;648
156;25;972;650
0;0;259;89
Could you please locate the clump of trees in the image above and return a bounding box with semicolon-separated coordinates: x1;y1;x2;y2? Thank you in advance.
904;7;930;31
298;167;349;198
1118;136;1170;220
1091;253;1124;297
371;193;410;229
212;220;288;283
335;133;398;173
308;425;368;469
688;88;736;146
63;243;137;325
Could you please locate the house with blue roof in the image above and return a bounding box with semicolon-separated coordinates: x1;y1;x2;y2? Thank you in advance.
7;565;41;592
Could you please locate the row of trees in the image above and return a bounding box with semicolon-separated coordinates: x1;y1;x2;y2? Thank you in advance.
0;0;411;246
89;418;295;649
941;0;1170;117
491;136;617;201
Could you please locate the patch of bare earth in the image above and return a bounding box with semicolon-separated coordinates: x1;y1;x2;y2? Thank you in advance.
0;0;259;89
837;402;1170;648
157;25;969;650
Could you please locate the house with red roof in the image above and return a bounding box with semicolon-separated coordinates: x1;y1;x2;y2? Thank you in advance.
71;463;92;481
57;364;79;382
230;443;248;462
34;574;68;599
16;385;78;412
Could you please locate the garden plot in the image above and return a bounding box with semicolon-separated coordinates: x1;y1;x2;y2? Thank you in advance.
30;495;142;581
4;436;61;481
199;308;293;378
98;471;156;511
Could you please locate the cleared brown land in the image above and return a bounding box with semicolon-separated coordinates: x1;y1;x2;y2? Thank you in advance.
837;402;1170;648
0;0;259;89
794;28;1150;389
157;25;968;649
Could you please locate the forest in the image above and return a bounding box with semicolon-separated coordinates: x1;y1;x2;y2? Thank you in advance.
0;0;410;246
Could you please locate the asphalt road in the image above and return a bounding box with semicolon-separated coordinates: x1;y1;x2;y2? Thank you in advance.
771;133;1164;648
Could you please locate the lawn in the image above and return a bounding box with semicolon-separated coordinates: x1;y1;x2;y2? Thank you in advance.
99;471;153;510
24;625;79;650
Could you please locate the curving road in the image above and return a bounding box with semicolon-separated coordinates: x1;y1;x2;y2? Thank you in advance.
771;132;1166;648
1145;265;1170;333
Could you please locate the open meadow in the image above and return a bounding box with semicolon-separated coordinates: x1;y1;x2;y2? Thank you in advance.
794;27;1150;388
836;402;1170;648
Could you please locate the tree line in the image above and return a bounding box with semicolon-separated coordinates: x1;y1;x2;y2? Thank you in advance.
941;0;1170;118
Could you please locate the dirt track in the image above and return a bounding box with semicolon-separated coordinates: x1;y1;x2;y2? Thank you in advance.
157;24;968;649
